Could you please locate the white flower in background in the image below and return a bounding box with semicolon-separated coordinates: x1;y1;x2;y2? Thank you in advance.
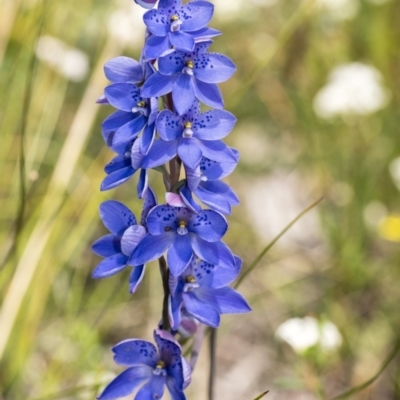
313;63;390;119
108;4;146;47
36;35;89;82
211;0;278;21
363;201;388;230
317;0;359;20
275;317;342;353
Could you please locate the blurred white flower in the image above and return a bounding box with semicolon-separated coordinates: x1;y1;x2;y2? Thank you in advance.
317;0;359;20
242;173;322;248
313;63;390;119
319;321;342;350
276;317;342;352
36;35;89;82
363;201;388;230
211;0;278;21
108;5;146;47
389;157;400;190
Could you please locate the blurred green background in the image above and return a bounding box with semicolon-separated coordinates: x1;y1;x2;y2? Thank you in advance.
1;0;400;399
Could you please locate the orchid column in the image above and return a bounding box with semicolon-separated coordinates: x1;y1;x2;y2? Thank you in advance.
92;1;251;399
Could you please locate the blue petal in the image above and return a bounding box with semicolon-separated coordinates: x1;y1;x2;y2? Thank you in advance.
101;167;136;191
141;139;178;169
135;375;166;400
137;168;149;200
112;339;158;367
167;376;187;400
92;253;128;279
194;110;236;140
97;366;152;400
99;200;137;235
170;31;195;52
147;205;179;235
194;53;236;84
195;188;231;215
105;83;142;112
158;0;182;12
104;154;131;174
131;139;145;169
193;80;223;109
179;1;214;32
199;156;238;180
102;110;134;134
135;0;158;9
112;115;146;148
169;293;183;330
202;180;239;205
158;51;186;75
184;164;202;191
129;233;174;266
156;110;182;141
193;256;242;288
144;34;170;60
104;56;143;83
188;210;227;242
121;225;147;256
153;330;184;389
167;234;193;277
92;234;121;257
143;9;169;36
212;287;252;314
172;74;196;116
129;264;146;294
177;139;202;169
141;72;175;98
196;140;237;163
191;27;221;40
154;330;183;366
148;97;159;126
193;39;213;56
190;237;235;267
140;186;158;227
140;123;156;155
179;184;202;213
183;291;220;327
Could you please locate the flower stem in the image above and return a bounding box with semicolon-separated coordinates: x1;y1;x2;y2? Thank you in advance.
158;256;171;331
208;328;217;400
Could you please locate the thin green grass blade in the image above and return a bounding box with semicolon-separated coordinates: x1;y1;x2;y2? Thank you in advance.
253;391;269;400
330;338;400;400
235;197;324;289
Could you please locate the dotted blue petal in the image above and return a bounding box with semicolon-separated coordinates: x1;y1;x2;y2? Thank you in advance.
112;339;158;367
188;210;227;242
99;200;137;235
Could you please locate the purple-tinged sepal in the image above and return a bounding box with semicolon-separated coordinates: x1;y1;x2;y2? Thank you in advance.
135;0;158;9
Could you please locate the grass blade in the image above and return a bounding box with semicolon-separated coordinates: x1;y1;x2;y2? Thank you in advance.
235;197;324;289
253;391;269;400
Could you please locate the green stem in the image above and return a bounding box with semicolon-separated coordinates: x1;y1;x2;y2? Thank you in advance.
235;197;324;289
330;338;400;400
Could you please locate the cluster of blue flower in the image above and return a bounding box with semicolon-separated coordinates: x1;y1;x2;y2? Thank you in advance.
93;1;251;399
